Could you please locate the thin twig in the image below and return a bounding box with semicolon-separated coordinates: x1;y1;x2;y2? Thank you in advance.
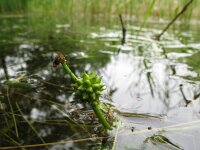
154;0;194;40
6;88;19;137
119;14;126;45
1;57;9;80
179;84;192;106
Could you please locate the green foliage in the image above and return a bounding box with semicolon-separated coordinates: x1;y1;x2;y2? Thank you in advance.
1;0;200;21
0;0;27;14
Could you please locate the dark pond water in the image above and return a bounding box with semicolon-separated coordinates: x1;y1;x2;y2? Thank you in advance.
0;14;200;150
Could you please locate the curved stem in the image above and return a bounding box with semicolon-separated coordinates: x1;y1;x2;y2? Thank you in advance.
91;102;112;130
61;62;79;83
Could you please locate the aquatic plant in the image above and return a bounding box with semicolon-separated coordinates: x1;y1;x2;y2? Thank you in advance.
53;52;112;130
144;134;182;150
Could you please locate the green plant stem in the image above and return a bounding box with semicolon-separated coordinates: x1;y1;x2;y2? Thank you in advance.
57;55;112;130
91;102;112;130
61;62;79;83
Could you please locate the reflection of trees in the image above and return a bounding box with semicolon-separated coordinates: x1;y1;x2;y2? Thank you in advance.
0;51;111;149
1;57;8;80
0;17;26;80
0;17;112;149
112;49;199;115
1;81;111;148
0;0;27;13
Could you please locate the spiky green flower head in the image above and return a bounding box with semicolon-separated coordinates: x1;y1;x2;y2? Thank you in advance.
72;72;104;104
53;52;112;130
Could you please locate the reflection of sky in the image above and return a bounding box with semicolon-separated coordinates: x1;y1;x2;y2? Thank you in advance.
96;27;200;150
31;108;47;120
5;56;27;76
102;53;168;115
101;52;199;115
98;27;200;120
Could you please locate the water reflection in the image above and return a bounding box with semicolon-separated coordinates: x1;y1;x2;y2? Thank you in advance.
0;18;114;149
0;14;200;149
96;25;200;149
100;30;200;113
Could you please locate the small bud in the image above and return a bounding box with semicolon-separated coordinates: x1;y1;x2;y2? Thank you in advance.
78;85;85;91
86;87;93;93
96;77;102;83
96;91;101;97
83;80;91;87
82;72;90;80
99;84;104;89
93;83;104;90
53;52;66;67
91;93;96;100
89;72;96;78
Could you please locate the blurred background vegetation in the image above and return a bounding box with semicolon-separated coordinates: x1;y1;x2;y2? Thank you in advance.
1;0;199;42
0;0;199;24
0;0;199;19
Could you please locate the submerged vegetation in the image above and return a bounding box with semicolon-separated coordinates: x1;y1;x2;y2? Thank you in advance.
0;0;200;149
144;134;182;149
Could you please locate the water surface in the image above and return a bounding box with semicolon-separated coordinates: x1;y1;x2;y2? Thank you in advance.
0;12;200;150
